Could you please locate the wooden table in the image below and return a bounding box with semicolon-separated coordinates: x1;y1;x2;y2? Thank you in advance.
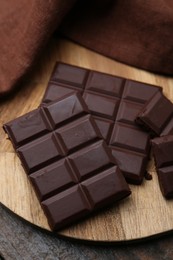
1;204;173;259
1;36;173;258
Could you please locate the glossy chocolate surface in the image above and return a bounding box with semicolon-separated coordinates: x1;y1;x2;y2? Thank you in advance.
41;62;162;183
3;93;131;231
152;135;173;199
136;91;173;136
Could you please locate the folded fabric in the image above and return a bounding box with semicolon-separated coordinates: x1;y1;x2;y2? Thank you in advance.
0;0;76;95
0;0;173;95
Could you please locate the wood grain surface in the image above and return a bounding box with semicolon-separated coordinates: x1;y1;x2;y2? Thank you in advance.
2;204;173;260
1;37;173;242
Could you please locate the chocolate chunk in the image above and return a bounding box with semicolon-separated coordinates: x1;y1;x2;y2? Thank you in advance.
152;135;173;198
41;62;162;184
3;93;131;231
42;166;130;231
136;91;173;136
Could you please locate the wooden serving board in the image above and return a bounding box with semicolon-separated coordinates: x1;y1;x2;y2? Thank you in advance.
1;38;173;242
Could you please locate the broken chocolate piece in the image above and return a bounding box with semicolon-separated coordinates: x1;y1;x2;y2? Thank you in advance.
152;135;173;199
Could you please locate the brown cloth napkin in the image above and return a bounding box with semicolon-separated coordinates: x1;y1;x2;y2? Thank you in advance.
1;0;173;95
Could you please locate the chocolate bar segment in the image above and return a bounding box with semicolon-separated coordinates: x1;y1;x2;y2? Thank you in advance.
4;93;131;231
41;62;162;184
4;93;88;149
152;135;173;198
3;109;51;148
110;123;150;154
136;91;173;136
42;166;129;230
30;159;77;201
112;148;147;183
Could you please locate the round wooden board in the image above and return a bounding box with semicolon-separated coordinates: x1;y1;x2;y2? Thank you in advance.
1;38;173;242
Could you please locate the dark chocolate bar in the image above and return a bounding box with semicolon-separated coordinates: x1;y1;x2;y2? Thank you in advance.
152;135;173;199
3;93;131;231
136;91;173;136
41;62;162;184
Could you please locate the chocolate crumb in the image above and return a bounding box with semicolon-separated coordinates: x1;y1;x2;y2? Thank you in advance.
144;171;152;180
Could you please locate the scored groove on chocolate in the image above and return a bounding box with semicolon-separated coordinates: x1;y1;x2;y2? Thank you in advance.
42;62;162;184
3;93;131;231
